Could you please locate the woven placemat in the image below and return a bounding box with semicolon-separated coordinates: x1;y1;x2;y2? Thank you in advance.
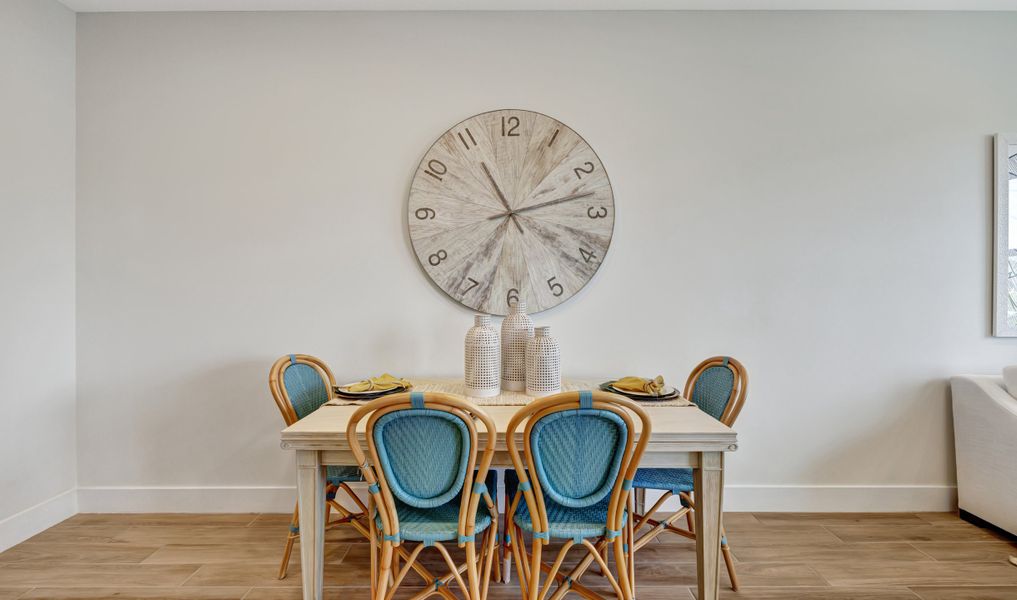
325;378;692;408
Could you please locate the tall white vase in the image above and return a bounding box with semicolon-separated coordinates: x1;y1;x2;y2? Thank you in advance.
501;300;534;392
465;314;501;398
526;326;561;397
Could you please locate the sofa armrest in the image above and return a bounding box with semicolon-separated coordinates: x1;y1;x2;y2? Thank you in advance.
950;375;1017;535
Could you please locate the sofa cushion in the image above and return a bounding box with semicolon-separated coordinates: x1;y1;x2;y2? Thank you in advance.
1003;366;1017;398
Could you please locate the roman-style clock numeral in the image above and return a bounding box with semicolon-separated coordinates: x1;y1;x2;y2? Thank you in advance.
424;159;447;181
548;128;560;147
408;109;614;316
457;127;477;150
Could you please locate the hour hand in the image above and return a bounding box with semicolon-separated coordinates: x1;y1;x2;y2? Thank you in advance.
480;162;513;213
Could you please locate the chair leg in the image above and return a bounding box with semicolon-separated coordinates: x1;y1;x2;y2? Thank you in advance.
721;529;739;591
376;541;393;600
680;491;740;592
509;526;529;598
503;528;513;584
277;503;300;580
527;540;543;600
369;497;378;600
490;527;502;586
627;494;636;598
681;491;696;534
392;550;399;587
486;527;499;599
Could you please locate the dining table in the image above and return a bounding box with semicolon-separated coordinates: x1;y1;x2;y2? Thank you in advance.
279;378;738;600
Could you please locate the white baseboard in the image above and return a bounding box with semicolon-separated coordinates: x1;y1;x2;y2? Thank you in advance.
0;488;78;552
76;483;957;514
651;484;957;513
76;486;300;513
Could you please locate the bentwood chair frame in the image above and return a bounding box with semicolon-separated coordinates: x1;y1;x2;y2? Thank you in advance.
505;390;651;600
347;392;500;600
268;354;370;579
630;356;748;590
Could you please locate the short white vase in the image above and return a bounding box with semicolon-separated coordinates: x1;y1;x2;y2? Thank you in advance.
465;314;501;398
526;326;561;397
501;300;534;392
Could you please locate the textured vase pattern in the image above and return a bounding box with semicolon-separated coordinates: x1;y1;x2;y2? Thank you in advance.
501;301;534;392
526;326;561;397
465;314;501;398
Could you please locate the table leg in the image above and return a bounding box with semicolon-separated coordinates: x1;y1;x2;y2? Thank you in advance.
296;450;325;600
694;451;723;600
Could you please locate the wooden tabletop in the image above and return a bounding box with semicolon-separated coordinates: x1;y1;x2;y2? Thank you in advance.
281;399;738;455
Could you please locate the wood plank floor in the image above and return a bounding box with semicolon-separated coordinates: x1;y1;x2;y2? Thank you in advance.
0;512;1015;599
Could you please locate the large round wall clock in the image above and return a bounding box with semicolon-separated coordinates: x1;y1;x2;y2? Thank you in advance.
407;109;614;316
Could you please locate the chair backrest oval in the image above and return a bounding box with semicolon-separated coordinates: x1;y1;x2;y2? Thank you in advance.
269;354;336;426
372;406;471;509
506;390;651;539
686;356;747;426
284;363;330;420
529;404;628;508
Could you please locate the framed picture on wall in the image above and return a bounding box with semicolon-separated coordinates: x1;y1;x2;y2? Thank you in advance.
993;133;1017;337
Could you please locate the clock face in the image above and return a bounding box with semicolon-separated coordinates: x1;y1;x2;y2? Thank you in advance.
407;109;614;316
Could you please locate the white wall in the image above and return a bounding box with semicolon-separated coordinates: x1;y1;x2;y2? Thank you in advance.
76;11;1017;512
0;0;77;546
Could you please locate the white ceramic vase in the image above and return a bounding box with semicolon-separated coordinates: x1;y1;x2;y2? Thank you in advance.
526;326;561;397
465;314;501;398
501;300;534;392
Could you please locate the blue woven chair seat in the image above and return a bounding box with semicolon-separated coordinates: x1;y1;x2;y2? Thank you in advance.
632;468;693;494
513;495;627;541
326;465;362;485
376;498;493;545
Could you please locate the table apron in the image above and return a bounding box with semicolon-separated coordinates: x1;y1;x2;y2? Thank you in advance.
315;449;714;469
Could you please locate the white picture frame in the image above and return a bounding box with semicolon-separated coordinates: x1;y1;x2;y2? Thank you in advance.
993;133;1017;337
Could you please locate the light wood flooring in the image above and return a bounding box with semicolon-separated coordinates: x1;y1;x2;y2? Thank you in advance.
0;512;1015;599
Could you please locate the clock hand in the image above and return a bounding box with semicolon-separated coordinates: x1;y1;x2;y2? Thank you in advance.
480;162;513;213
486;191;595;220
510;214;524;234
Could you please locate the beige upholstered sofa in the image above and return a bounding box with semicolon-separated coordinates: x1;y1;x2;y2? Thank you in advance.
950;374;1017;536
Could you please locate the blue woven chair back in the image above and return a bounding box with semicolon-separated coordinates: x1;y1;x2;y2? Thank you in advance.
691;360;736;422
529;405;628;509
373;408;471;509
283;360;330;420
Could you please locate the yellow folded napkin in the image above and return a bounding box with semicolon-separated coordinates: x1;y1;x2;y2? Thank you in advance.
610;375;667;396
341;373;411;393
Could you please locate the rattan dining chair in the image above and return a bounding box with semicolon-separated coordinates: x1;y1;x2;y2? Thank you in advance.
629;356;748;591
348;391;500;600
268;353;370;580
505;390;651;600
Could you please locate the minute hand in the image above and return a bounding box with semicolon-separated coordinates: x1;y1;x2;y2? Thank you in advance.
487;191;594;220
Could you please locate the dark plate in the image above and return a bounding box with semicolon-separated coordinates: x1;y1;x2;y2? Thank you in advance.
333;385;410;401
599;382;681;402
